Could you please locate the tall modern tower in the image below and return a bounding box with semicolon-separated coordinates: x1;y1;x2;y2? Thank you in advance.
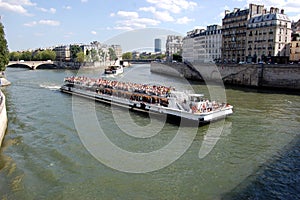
154;38;161;52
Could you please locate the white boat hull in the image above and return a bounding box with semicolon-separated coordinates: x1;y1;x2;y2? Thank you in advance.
60;85;233;123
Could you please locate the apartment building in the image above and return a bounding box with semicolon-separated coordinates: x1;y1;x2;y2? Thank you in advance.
182;25;222;63
246;8;291;63
206;25;222;62
166;35;183;61
111;45;123;59
290;20;300;62
222;3;292;63
222;7;252;63
53;45;71;61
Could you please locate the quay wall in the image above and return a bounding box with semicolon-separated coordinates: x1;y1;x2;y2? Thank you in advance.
0;90;8;147
150;62;300;90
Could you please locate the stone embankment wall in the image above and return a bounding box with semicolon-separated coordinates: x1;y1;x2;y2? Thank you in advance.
0;90;8;147
150;62;300;90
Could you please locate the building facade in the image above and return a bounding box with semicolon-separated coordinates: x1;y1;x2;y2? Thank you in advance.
222;3;292;64
222;6;253;63
166;35;183;61
205;25;222;62
182;25;222;63
53;45;71;61
111;45;122;59
246;8;291;63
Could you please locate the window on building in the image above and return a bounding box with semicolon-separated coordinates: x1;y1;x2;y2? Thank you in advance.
296;43;299;47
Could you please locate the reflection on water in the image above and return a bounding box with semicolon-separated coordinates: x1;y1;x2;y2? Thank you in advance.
0;65;299;199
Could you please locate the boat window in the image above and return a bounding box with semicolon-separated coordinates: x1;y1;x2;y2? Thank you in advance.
190;96;202;102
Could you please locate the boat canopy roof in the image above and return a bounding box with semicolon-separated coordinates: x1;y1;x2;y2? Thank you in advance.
188;93;204;97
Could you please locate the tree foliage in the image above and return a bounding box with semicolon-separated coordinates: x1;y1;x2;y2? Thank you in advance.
172;53;182;62
32;50;56;61
122;52;132;60
70;45;82;61
0;22;9;71
76;52;85;63
19;51;32;61
9;51;21;61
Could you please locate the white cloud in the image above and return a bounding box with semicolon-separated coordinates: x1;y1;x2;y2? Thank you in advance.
139;6;156;13
8;0;36;6
153;11;174;22
39;20;60;26
117;11;139;18
0;1;29;15
49;8;56;14
37;7;56;14
24;21;37;27
113;26;134;31
81;0;88;3
24;20;60;27
176;16;194;24
290;13;300;22
146;0;197;14
91;31;97;35
0;0;38;15
63;5;72;10
139;6;174;22
110;13;115;17
114;17;160;30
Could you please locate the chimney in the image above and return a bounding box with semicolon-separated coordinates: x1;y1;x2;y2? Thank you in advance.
263;9;267;15
281;9;284;14
233;8;239;13
225;10;230;15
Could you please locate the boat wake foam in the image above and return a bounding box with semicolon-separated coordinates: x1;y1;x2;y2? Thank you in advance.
40;84;61;91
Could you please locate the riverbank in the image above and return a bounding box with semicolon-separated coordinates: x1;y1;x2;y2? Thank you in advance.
150;62;300;91
0;90;7;147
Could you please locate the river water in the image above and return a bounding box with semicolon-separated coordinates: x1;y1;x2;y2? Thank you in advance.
0;64;299;199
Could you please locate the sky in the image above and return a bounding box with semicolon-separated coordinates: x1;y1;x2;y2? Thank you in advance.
1;0;300;52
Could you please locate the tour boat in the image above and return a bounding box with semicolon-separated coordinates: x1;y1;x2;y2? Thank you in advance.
103;65;123;76
60;76;233;123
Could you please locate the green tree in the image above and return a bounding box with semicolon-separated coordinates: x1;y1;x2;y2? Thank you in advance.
0;22;9;71
33;51;42;61
20;51;32;61
42;50;56;61
9;51;21;61
76;52;85;63
172;53;182;62
70;45;82;61
122;52;132;60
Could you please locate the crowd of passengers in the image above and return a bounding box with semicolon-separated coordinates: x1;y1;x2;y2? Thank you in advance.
64;76;174;98
63;76;229;112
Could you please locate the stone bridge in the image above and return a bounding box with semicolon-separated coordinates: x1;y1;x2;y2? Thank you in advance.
7;61;57;70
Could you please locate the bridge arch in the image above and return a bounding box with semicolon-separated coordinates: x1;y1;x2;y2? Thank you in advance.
7;61;57;70
7;63;32;69
35;63;58;69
